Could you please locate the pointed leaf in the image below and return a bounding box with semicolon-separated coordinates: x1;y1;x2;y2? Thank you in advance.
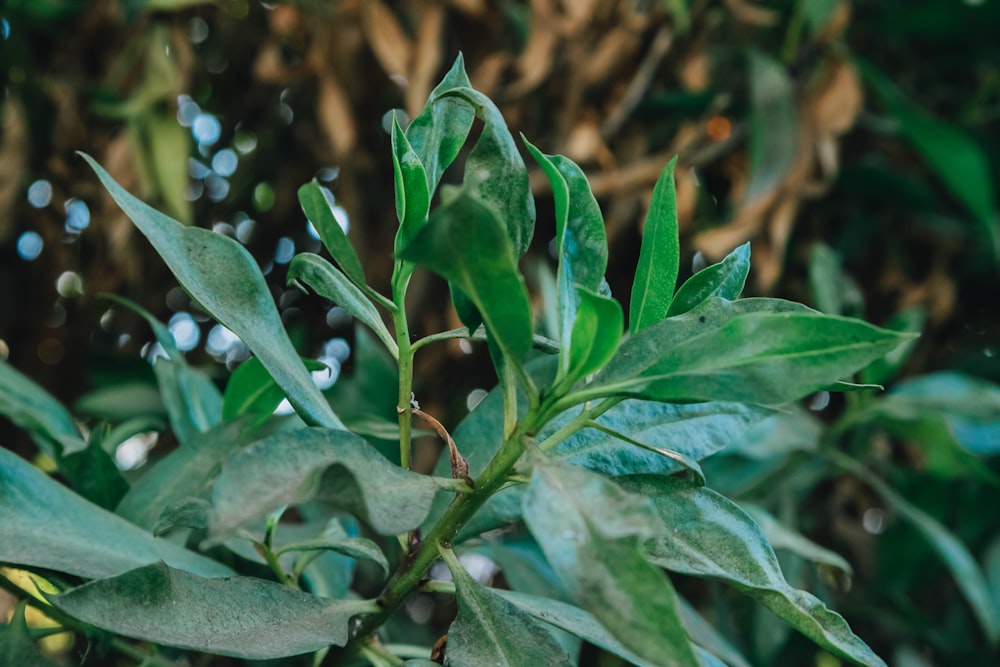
523;459;699;667
392;113;432;251
0;448;233;579
152;356;222;444
80;153;343;430
208;428;442;539
559;287;623;390
0;358;84;457
623;475;886;667
399;193;533;362
667;243;751;317
405;55;475;194
288;253;397;356
222;355;288;420
443;551;573;667
299;180;367;288
589;310;914;407
51;562;376;659
741;504;853;577
630;156;680;332
276;519;389;576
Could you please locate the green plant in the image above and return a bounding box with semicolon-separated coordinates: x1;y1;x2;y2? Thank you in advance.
1;56;912;667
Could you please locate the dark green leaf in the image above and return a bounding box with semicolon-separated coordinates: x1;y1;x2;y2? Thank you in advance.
630;156;680;332
208;428;442;539
61;433;130;510
443;549;574;666
558;287;623;391
405;55;475;194
747;50;798;202
667;243;751;317
298;180;367;288
399;193;533;363
0;358;84;457
523;459;700;667
392;113;432;252
623;475;886;667
0;604;61;667
288;253;397;356
222;355;287;421
80;153;343;430
51;562;376;659
153;497;210;535
0;448;232;579
808;243;865;317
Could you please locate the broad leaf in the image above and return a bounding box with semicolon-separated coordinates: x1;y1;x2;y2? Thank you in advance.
588;310;913;407
81;153;343;430
630;155;680;332
623;475;886;667
288;253;397;356
443;551;573;666
299;180;367;288
499;590;734;667
399;193;533;363
405;54;475;194
0;358;84;457
0;604;60;667
208;427;442;539
115;417;265;531
51;562;376;659
222;355;287;420
523;459;699;667
391;113;432;251
667;243;751;317
0;448;232;579
747;50;798;202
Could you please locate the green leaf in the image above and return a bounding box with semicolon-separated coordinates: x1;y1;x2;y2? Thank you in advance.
61;432;130;510
0;447;233;579
103;293;181;358
399;193;533;363
859;307;925;386
145;112;192;225
834;454;1000;644
675;595;753;667
623;475;886;667
860;61;999;258
588;310;914;407
808;243;865;317
80;153;343;431
747;50;798;202
441;549;574;666
115;417;266;531
558;287;623;391
405;55;475;194
523;139;609;376
51;562;376;659
522;459;700;667
222;355;287;421
298;180;367;288
0;357;85;457
276;519;389;576
391;113;432;252
434;87;535;259
548;399;770;477
208;427;442;539
630;156;680;332
499;589;736;667
288;253;397;357
151;357;222;444
667;243;751;317
0;603;61;667
75;382;165;422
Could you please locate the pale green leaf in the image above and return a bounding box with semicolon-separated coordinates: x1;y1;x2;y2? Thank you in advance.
747;50;798;202
80;153;343;430
624;475;887;667
667;243;750;317
0;448;233;579
51;562;375;659
0;358;85;457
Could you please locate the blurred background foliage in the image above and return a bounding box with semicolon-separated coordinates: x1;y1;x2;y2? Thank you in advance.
1;0;999;665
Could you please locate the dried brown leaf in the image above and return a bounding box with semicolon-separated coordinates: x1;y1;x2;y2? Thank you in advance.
317;73;358;157
361;0;413;78
507;0;559;98
406;2;444;118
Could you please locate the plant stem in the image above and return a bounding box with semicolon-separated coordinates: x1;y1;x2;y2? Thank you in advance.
392;264;415;470
331;406;546;664
536;396;623;452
